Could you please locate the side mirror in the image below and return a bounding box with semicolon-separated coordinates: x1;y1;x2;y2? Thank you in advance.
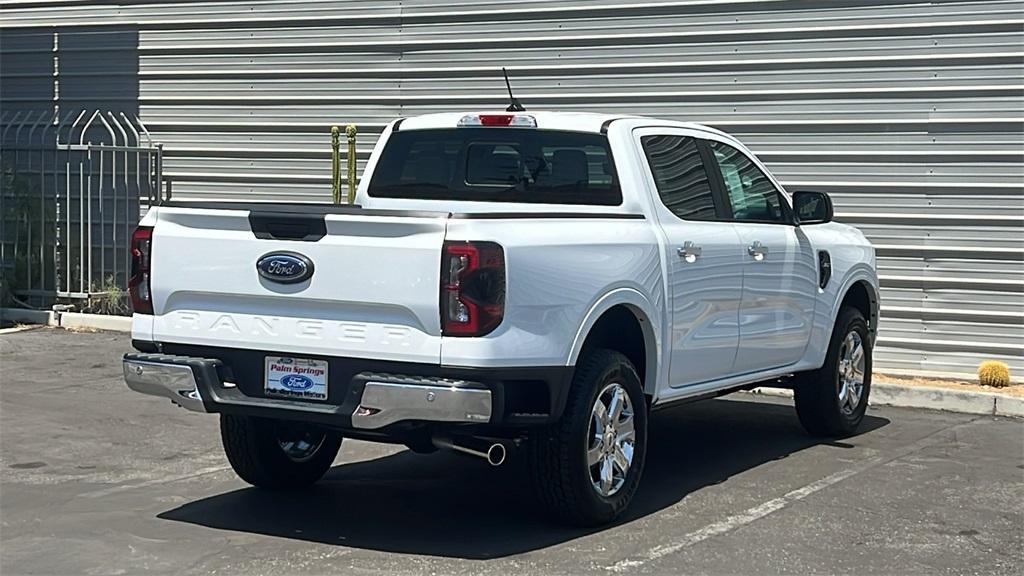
792;190;833;224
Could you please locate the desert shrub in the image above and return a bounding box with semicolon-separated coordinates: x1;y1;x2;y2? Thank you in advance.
83;276;130;316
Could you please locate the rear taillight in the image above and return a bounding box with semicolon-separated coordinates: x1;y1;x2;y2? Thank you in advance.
128;226;153;314
441;241;505;336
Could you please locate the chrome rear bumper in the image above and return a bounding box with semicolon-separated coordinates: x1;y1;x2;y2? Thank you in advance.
123;358;207;412
122;354;493;428
353;380;492;429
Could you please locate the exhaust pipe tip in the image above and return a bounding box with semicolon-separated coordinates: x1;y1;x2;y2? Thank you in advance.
432;434;508;467
486;443;506;467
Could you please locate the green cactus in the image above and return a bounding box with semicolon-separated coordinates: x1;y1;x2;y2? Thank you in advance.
978;360;1011;388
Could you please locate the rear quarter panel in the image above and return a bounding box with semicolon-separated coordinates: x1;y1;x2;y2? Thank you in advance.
441;217;665;372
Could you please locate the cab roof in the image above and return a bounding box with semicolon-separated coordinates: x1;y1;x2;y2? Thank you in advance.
395;111;727;138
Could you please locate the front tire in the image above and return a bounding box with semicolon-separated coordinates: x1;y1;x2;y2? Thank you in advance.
529;348;648;526
220;415;342;489
794;306;872;436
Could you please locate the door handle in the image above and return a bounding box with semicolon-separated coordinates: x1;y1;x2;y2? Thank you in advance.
677;241;702;263
748;240;768;261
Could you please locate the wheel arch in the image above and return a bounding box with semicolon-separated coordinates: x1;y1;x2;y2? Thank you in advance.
567;289;660;398
834;274;880;345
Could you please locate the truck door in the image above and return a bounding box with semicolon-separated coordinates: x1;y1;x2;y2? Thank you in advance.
703;140;816;373
636;130;745;387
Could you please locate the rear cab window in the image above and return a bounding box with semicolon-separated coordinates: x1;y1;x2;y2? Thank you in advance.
641;134;720;221
368;128;622;205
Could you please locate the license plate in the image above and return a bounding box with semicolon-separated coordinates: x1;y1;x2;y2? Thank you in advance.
264;356;328;401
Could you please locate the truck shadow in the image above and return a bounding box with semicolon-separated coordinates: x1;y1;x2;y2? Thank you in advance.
158;397;888;559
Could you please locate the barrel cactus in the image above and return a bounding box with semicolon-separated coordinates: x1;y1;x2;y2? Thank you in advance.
978;360;1011;388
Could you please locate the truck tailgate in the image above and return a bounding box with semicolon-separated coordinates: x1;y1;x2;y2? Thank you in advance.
147;204;448;363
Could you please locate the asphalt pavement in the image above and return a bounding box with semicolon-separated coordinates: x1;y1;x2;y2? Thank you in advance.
1;327;1021;575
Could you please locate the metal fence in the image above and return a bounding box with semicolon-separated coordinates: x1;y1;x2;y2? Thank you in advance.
0;109;164;308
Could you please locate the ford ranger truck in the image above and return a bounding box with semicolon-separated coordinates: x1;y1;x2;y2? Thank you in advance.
123;112;879;526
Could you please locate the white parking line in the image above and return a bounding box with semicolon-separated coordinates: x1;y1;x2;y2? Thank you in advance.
606;418;982;572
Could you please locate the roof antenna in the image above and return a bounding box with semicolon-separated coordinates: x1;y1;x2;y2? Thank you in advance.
503;67;526;112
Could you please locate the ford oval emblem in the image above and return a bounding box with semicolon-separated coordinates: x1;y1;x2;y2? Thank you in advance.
280;374;315;391
257;251;314;284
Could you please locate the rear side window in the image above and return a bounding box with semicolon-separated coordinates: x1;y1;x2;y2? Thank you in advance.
368;128;621;205
641;134;718;221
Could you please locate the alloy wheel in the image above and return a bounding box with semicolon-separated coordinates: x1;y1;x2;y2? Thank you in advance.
837;330;866;415
587;382;636;497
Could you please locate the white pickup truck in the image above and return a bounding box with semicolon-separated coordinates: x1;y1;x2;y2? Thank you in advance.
123;111;878;526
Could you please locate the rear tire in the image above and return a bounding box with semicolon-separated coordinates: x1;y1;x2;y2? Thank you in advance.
220;415;342;489
528;348;648;526
794;307;872;437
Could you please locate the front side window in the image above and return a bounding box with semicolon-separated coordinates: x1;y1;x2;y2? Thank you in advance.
641;134;718;221
368;128;621;205
708;141;787;223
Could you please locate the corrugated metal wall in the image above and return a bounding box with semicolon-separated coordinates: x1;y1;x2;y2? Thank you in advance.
2;0;1022;378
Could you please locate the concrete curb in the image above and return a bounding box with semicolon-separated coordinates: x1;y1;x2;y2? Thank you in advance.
871;383;997;416
0;308;56;326
59;312;132;332
0;308;130;333
0;324;44;335
994;395;1024;418
750;383;1022;418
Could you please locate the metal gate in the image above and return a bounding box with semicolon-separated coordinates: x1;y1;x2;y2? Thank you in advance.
0;109;165;310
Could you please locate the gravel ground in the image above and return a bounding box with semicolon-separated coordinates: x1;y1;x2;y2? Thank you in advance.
875;373;1024;398
2;327;1022;575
